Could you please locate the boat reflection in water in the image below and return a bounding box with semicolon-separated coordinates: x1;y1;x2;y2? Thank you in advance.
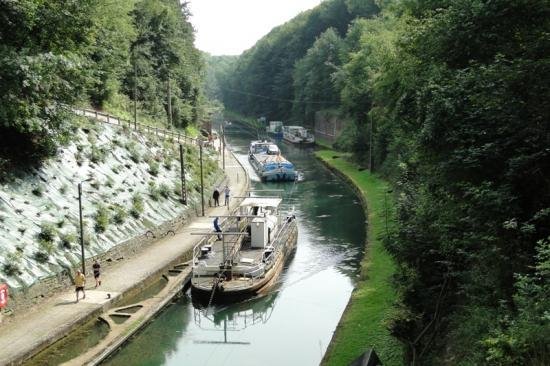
191;291;278;345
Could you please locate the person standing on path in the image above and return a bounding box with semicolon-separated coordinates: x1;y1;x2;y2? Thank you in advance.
224;185;230;206
213;188;220;206
75;270;86;303
93;260;101;288
213;217;222;240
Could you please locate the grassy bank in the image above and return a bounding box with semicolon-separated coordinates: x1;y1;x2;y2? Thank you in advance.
316;150;403;366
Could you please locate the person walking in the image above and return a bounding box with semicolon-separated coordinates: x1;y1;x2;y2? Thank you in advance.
93;260;101;288
213;217;222;240
213;188;220;206
75;270;86;303
224;185;230;206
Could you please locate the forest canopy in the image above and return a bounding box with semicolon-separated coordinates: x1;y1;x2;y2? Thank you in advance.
0;0;205;171
209;0;550;364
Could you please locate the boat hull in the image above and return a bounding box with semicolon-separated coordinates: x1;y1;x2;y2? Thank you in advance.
249;155;297;182
191;219;298;303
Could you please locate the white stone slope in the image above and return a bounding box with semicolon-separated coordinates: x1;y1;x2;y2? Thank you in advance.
0;118;219;289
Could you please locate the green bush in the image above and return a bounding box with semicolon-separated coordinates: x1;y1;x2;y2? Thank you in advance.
2;262;22;276
148;160;160;176
38;223;57;244
32;185;44;197
173;182;182;198
89;145;107;164
126;142;141;163
130;193;144;218
111;204;127;224
159;183;170;199
148;182;161;201
59;232;77;249
94;204;110;233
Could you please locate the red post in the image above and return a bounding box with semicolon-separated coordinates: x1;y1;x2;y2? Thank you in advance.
0;284;8;309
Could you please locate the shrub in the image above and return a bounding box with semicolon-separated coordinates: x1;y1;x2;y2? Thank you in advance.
38;223;57;244
2;262;22;276
148;160;160;176
111;204;127;224
148;182;161;201
3;252;23;276
94;204;110;233
173;182;182;198
32;185;44;197
130;194;144;218
59;183;68;195
59;232;77;249
159;183;170;199
126;142;141;163
89;145;107;164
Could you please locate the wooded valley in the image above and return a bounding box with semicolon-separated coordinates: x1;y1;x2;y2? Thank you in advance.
209;0;550;364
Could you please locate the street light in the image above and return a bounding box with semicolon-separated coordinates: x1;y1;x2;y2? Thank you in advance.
199;142;205;216
78;178;94;274
179;144;187;205
222;125;225;171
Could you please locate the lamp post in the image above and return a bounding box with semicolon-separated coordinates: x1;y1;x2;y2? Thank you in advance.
77;178;93;275
199;142;205;216
133;49;138;131
179;144;187;205
222;125;225;171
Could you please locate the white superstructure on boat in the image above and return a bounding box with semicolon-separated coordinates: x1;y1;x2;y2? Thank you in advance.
191;193;298;301
248;140;297;182
282;126;314;144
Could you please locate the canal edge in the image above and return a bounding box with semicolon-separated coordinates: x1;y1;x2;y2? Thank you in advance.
314;151;403;365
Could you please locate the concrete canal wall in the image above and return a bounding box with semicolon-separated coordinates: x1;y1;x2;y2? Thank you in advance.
0;133;249;365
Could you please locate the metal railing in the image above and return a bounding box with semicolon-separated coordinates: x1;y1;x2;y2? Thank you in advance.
72;107;199;146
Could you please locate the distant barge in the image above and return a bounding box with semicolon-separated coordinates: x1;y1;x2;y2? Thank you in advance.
248;140;297;182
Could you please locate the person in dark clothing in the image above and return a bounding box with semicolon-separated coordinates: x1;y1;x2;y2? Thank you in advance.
212;188;220;206
213;217;222;240
93;260;101;288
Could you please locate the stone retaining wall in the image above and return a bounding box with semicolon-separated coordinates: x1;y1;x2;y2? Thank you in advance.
3;184;221;318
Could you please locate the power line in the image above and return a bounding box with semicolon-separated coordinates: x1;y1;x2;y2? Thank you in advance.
219;87;339;105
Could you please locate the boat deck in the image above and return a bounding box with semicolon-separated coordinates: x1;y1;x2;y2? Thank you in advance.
197;238;265;268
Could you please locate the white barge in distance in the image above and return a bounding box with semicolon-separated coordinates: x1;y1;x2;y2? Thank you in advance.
282;125;315;145
191;193;297;302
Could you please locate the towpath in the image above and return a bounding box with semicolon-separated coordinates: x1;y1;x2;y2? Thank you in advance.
0;140;248;366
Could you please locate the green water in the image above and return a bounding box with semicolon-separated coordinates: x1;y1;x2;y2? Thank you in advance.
102;124;366;366
24;318;109;366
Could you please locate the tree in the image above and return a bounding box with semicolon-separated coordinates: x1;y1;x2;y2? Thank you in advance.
0;0;95;169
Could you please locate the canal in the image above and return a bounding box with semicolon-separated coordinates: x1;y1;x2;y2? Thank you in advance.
102;124;366;366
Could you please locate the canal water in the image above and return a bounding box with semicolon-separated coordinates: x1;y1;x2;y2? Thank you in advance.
102;124;366;366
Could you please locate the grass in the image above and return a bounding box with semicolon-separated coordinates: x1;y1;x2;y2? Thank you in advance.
316;149;404;366
315;136;334;150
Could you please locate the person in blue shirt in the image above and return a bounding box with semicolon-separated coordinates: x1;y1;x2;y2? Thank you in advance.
213;217;222;240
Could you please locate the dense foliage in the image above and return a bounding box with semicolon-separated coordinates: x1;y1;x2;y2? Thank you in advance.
0;0;205;172
211;0;550;364
212;0;380;124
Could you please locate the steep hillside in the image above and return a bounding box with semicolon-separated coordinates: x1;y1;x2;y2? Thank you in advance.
0;116;220;289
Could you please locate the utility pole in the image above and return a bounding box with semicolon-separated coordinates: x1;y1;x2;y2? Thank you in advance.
133;50;138;130
78;183;86;274
167;73;172;127
222;125;225;171
179;144;187;205
200;143;205;216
